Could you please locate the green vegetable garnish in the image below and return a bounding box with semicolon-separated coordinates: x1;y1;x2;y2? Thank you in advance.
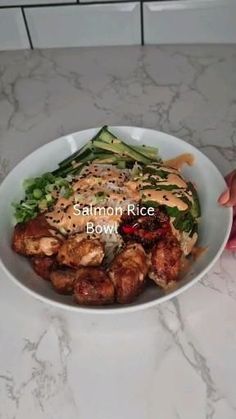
94;191;107;203
187;182;201;218
165;206;182;218
13;174;72;222
11;126;161;222
173;212;195;233
143;166;168;178
141;200;159;208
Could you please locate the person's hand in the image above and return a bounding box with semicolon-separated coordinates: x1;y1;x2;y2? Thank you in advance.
218;170;236;250
218;170;236;207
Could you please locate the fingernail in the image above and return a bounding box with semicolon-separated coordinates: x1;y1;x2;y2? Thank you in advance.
218;190;230;204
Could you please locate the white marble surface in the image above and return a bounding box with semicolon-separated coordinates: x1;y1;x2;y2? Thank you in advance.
0;45;236;419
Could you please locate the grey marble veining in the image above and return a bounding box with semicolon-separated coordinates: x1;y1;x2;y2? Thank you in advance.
0;45;236;419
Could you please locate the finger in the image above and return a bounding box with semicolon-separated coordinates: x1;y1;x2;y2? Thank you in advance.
218;171;236;205
226;177;236;206
226;238;236;250
218;189;230;205
225;171;236;187
229;216;236;239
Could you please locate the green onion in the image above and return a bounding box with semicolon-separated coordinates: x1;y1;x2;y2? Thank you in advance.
33;189;43;199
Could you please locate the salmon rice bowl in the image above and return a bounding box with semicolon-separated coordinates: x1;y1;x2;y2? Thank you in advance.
12;126;201;306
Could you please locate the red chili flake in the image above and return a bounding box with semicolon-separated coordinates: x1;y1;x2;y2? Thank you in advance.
122;225;137;234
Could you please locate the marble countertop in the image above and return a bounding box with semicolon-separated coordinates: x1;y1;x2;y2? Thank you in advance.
0;45;236;419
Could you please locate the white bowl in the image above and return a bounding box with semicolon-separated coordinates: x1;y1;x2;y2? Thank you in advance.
0;126;232;313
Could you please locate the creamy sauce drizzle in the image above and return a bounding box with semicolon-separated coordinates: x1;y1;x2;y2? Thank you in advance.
165;153;195;170
158;174;187;189
46;159;196;244
142;189;188;211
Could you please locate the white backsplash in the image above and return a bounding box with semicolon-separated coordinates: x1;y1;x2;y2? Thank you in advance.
25;3;141;48
0;0;74;5
0;0;235;50
0;8;30;50
144;0;236;44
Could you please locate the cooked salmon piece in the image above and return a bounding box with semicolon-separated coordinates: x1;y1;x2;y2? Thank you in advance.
12;214;63;257
74;267;114;305
108;243;149;304
31;256;56;280
57;234;104;268
50;268;78;294
149;234;182;289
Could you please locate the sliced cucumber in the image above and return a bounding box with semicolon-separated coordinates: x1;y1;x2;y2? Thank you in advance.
52;162;86;177
92;126;120;144
92;140;151;164
59;142;92;168
130;145;159;161
117;161;126;169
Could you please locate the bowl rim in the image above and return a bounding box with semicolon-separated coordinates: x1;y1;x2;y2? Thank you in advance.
0;125;233;314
